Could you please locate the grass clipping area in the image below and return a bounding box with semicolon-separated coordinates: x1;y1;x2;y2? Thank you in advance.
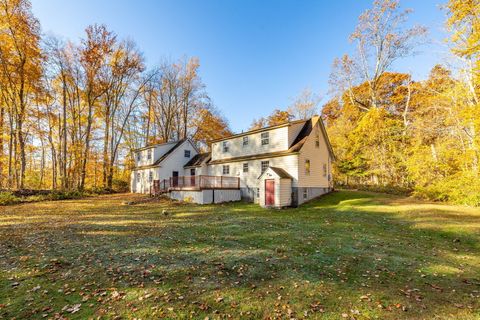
0;191;479;319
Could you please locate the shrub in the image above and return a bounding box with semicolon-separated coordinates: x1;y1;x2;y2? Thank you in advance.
414;173;480;206
0;192;21;206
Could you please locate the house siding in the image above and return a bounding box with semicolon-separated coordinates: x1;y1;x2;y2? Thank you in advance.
208;154;298;202
211;126;290;161
134;141;178;167
297;120;332;188
155;140;198;181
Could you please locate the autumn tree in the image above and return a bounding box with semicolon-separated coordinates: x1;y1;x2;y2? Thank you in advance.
0;0;43;189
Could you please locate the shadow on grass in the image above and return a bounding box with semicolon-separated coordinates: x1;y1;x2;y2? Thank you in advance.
1;191;479;319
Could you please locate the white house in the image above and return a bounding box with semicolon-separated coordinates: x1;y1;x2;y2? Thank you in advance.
130;116;335;207
130;139;199;194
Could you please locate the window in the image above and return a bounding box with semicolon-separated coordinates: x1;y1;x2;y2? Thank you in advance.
149;171;153;182
303;188;308;199
305;159;311;175
261;161;269;174
147;149;152;160
190;168;195;176
243;163;249;173
223;141;229;153
137;152;141;161
243;136;249;146
322;163;327;177
136;172;141;180
261;132;269;145
223;165;230;175
256;188;260;198
315;132;320;148
184;150;191;158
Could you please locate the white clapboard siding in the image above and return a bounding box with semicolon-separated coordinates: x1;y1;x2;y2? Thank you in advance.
131;140;198;193
211;126;290;161
297;121;331;188
208;154;298;190
156;140;198;181
134;141;178;167
278;178;292;207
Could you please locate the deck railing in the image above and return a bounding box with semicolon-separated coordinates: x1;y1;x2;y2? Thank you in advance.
151;175;240;195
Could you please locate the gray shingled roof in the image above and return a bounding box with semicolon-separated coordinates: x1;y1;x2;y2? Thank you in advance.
184;152;211;168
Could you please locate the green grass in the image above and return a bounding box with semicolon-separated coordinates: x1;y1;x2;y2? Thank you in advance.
0;191;479;319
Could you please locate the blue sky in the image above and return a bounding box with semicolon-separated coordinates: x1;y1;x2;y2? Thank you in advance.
32;0;449;132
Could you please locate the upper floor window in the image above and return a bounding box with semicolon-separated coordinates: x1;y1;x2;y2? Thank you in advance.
223;141;229;153
137;152;141;161
261;132;269;145
243;136;249;146
149;171;153;182
147;149;152;160
243;163;249;173
184;150;191;158
322;163;327;177
305;159;311;175
315;132;320;148
261;161;269;174
136;172;141;180
223;165;230;175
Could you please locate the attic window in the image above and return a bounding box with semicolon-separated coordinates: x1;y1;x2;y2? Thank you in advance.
184;150;191;158
305;159;311;175
261;132;269;145
223;141;229;153
147;149;152;160
243;136;249;146
315;132;320;148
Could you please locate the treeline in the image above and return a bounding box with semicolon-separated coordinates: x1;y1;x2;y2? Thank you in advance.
0;0;230;191
322;0;480;205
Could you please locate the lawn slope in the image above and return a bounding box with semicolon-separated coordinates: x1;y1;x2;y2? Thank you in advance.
0;191;479;319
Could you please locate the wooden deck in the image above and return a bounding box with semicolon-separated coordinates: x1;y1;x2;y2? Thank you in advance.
151;175;240;196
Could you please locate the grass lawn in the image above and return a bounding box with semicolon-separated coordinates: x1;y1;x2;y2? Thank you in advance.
0;191;479;319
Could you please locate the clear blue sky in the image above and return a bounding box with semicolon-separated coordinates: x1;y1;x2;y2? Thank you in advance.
31;0;448;132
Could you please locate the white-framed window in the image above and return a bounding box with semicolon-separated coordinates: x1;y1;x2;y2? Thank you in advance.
315;132;320;148
147;149;152;160
243;136;249;146
322;163;327;177
136;172;141;180
261;132;269;145
303;188;308;199
149;171;153;182
223;165;230;175
243;163;249;173
184;150;191;158
223;141;229;153
137;152;141;161
256;188;260;198
305;159;311;175
190;168;195;176
261;161;269;174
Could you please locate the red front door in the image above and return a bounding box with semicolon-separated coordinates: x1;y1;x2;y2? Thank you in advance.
265;180;275;206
